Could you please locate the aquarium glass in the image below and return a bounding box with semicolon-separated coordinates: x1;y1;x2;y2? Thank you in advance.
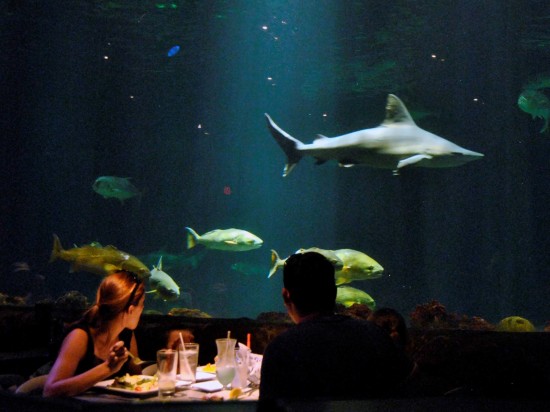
1;0;549;327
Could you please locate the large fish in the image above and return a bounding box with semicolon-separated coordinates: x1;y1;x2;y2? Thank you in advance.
265;94;484;176
49;234;150;279
148;257;180;301
92;176;141;203
517;89;550;133
332;249;383;285
186;227;263;252
268;248;345;278
336;285;376;309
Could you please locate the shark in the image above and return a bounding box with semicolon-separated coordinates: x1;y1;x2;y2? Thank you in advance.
265;94;484;176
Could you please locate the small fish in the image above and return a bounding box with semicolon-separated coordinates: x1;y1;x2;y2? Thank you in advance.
49;234;150;279
147;257;180;301
92;176;141;204
517;89;550;133
231;261;270;277
333;249;383;285
268;248;344;278
167;45;180;57
186;227;263;252
336;285;376;309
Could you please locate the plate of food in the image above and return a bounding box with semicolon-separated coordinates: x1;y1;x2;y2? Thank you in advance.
94;374;160;397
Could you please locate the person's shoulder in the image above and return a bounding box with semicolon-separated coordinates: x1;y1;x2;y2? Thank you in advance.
64;326;89;342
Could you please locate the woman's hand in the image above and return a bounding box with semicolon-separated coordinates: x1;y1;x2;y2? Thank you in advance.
106;340;129;373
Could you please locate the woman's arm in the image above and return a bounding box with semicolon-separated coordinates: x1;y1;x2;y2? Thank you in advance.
125;331;143;375
43;329;128;397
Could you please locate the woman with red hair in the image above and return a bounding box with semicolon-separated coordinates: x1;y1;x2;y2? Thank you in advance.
44;271;145;397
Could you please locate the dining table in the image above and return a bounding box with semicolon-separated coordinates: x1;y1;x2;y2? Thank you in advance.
75;385;259;404
74;367;259;405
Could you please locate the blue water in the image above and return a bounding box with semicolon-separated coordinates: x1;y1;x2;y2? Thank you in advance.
1;0;549;326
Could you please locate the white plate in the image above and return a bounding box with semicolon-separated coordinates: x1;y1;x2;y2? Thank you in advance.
190;380;224;393
93;375;159;397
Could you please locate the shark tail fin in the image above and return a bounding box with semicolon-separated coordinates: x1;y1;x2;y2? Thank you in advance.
50;234;63;263
265;114;303;177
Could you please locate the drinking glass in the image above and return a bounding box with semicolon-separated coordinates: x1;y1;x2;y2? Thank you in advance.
178;342;199;383
215;338;236;389
156;349;177;397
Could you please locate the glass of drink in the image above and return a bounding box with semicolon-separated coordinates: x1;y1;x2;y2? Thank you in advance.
215;338;236;389
178;342;199;383
156;349;177;397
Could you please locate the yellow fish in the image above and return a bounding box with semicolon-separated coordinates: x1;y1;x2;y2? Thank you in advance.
333;249;383;285
268;248;344;278
49;234;150;279
336;285;376;309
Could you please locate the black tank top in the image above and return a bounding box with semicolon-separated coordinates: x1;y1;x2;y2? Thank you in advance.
70;323;133;378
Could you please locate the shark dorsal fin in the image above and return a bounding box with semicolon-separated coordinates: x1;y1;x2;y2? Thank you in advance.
381;94;416;126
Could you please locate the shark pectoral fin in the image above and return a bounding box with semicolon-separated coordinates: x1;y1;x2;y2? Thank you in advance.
224;240;238;245
396;154;433;171
283;163;297;177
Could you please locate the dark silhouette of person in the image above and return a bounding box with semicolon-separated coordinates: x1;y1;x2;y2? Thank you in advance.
259;252;413;401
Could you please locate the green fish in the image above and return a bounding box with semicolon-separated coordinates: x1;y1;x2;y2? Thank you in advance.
147;257;180;301
518;89;550;133
231;262;270;277
49;234;150;279
185;227;263;252
92;176;141;204
336;285;376;309
333;249;384;285
268;248;344;278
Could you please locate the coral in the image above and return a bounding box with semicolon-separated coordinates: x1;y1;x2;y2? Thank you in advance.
410;300;456;329
458;315;495;331
496;316;535;332
54;290;89;312
256;312;291;323
167;307;212;318
335;303;372;320
0;292;27;306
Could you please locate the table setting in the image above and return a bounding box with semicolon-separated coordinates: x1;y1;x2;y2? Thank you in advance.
76;332;262;403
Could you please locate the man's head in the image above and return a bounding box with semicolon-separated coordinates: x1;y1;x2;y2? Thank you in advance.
283;252;336;320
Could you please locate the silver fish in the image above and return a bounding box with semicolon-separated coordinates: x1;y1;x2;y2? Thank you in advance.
92;176;141;203
148;257;180;301
186;227;263;252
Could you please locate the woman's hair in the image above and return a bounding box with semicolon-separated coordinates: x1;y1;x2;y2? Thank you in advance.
83;271;145;329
